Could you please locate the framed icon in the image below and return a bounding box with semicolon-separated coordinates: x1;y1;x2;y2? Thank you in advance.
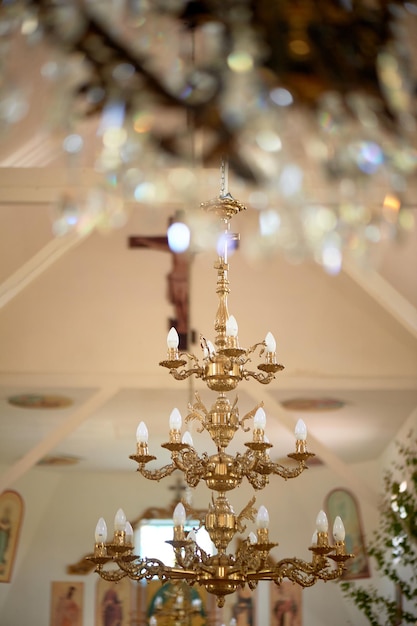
95;576;134;626
0;490;24;583
270;581;302;626
50;581;84;626
325;488;370;580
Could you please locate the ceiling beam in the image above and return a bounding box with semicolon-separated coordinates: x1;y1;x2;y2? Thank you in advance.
391;407;417;449
0;386;119;492
343;259;417;340
0;132;60;168
0;168;102;204
0;230;89;310
0;167;218;204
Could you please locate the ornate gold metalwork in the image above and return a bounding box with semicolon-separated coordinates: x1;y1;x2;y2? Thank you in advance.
159;255;284;391
69;485;207;575
88;515;352;605
90;182;354;606
200;193;247;221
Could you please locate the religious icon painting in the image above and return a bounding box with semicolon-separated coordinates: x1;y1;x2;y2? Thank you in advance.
270;581;302;626
223;584;256;626
50;581;84;626
325;488;370;580
95;576;134;626
0;489;24;583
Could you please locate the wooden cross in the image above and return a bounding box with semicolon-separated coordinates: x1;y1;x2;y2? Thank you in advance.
168;474;187;503
129;222;239;350
128;228;195;350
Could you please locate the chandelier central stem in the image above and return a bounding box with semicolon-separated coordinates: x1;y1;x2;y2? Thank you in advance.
220;156;229;197
214;258;230;350
206;492;236;554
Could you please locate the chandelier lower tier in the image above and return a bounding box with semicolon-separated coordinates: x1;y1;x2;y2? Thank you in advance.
87;185;353;607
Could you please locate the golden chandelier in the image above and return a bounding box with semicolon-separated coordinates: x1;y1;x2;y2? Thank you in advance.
87;172;353;607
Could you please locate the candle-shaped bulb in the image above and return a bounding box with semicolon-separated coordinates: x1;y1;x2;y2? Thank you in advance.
182;431;193;446
114;508;127;532
226;315;238;337
256;505;269;529
295;418;307;441
249;531;257;545
167;327;179;349
265;332;276;353
125;521;134;545
173;502;186;526
316;510;329;533
169;408;182;430
333;516;346;542
95;517;107;543
136;421;148;443
254;407;267;430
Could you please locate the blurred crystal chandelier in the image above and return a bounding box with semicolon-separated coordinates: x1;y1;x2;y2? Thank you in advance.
1;0;416;271
86;169;353;608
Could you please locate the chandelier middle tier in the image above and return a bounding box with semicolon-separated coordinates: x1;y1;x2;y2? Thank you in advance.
88;178;353;607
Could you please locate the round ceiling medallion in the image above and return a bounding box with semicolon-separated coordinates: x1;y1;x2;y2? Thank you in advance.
37;455;81;467
7;394;73;409
281;397;345;412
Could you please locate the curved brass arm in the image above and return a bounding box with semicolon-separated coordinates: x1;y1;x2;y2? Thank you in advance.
173;448;208;488
178;351;200;364
245;470;270;490
170;366;204;381
242;369;275;385
257;460;306;480
235;541;263;573
251;556;344;586
245;341;267;358
174;546;194;570
95;564;129;583
116;557;172;582
173;541;211;570
138;463;178;481
171;448;197;473
234;450;258;476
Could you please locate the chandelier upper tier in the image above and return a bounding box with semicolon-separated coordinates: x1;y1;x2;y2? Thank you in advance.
87;179;353;607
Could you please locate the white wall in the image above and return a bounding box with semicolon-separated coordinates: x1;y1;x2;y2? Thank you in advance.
0;451;385;626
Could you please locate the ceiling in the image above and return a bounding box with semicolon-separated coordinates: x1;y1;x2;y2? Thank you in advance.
0;11;416;504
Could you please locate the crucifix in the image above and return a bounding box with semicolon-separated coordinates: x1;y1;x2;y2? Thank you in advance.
128;220;195;350
129;208;240;350
168;474;187;504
